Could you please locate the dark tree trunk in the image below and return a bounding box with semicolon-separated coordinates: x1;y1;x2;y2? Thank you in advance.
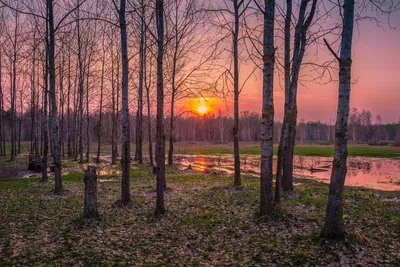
67;49;72;158
145;47;153;166
135;0;145;164
119;0;132;206
83;166;98;218
96;38;106;164
0;51;3;156
59;48;65;158
48;0;63;193
77;1;84;163
233;0;241;186
155;0;165;215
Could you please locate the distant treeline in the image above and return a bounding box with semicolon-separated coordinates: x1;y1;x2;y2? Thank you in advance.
1;108;399;148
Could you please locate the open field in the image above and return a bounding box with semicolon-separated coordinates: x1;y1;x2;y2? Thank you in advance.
173;142;400;158
0;154;399;266
9;141;400;159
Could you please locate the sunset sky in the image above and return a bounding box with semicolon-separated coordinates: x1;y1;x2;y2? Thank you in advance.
201;14;400;123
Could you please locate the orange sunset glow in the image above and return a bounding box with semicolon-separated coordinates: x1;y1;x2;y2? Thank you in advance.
1;0;400;265
186;97;218;116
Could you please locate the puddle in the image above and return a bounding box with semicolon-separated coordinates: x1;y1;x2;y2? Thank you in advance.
173;154;400;191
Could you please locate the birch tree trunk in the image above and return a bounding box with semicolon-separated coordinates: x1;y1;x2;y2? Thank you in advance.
119;0;132;206
259;0;275;216
321;0;354;239
48;0;63;193
155;0;166;215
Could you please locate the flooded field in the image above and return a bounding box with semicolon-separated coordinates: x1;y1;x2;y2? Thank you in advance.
173;154;400;191
4;152;399;191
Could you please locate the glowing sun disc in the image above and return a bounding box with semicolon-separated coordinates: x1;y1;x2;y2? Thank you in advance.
197;105;207;115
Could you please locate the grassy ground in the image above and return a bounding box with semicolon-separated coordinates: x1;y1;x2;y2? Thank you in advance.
6;141;400;158
0;156;399;266
173;142;400;158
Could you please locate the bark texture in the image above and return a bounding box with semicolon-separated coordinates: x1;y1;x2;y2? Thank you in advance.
233;0;241;187
155;0;166;215
277;0;316;193
119;0;132;206
48;0;63;193
259;0;275;216
321;0;354;239
83;166;98;218
135;0;145;164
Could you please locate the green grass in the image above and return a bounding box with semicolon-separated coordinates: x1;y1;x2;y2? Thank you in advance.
0;155;399;266
174;142;400;158
9;141;400;159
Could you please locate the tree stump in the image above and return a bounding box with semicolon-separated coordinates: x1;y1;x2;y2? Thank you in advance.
28;154;42;172
84;166;98;218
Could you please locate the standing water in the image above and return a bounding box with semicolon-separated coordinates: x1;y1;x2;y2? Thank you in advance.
173;154;400;191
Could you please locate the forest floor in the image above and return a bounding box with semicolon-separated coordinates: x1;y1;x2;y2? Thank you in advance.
0;154;399;266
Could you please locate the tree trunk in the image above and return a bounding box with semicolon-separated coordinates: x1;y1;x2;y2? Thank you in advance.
168;94;175;166
155;0;165;215
41;19;49;183
0;51;3;156
77;1;84;163
48;0;63;193
145;47;153;166
83;166;98;218
135;0;145;164
275;0;292;202
67;48;72;158
119;0;132;206
96;39;106;164
278;0;316;192
86;61;90;163
59;48;65;158
321;0;354;239
10;22;17;161
233;0;241;186
260;0;275;216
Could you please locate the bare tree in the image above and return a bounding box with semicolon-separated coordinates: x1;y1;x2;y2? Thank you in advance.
275;0;317;197
114;0;132;206
256;0;275;216
209;0;250;186
321;0;354;239
155;0;166;215
47;0;63;192
144;32;154;166
135;0;145;164
96;24;107;164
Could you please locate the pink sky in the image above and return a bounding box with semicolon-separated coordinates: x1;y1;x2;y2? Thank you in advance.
234;20;400;123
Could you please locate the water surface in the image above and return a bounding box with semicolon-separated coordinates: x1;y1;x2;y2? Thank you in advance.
173;154;400;191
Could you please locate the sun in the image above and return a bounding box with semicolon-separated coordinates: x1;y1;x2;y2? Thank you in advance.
197;105;208;115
